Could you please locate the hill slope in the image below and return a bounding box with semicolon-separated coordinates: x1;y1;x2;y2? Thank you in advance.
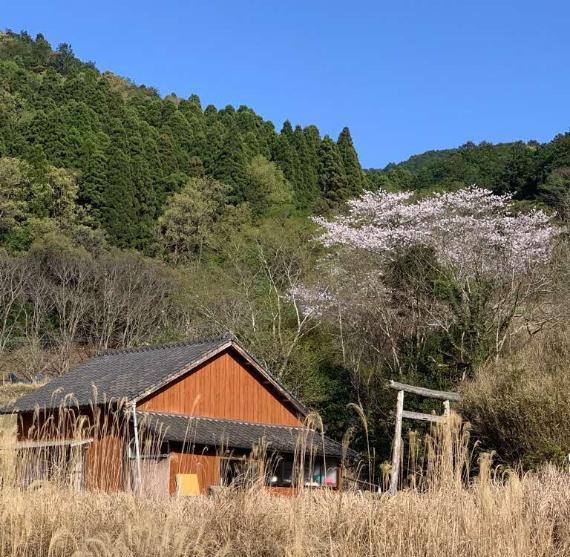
0;30;365;250
367;136;570;215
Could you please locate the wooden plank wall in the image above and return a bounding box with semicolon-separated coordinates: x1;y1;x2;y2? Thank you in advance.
16;412;34;441
85;434;125;491
169;451;219;494
16;409;127;492
139;351;301;426
266;486;297;496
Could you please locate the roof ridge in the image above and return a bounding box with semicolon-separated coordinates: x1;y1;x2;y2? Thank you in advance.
137;410;308;431
99;332;235;357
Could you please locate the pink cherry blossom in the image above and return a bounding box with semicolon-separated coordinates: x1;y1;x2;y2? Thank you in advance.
313;187;560;278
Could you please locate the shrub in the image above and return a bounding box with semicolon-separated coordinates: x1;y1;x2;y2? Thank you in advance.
461;326;570;467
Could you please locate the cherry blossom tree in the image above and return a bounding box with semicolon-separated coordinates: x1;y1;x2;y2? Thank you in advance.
301;187;561;382
313;187;558;279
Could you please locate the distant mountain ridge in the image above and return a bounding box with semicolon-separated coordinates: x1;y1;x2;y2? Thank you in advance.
366;135;570;213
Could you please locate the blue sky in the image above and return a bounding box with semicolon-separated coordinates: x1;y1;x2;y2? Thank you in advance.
3;0;570;167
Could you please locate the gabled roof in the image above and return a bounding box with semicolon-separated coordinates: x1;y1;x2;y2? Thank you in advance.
136;411;353;459
1;335;308;416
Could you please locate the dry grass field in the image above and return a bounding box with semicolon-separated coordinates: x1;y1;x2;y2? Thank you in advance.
0;468;569;557
0;384;38;444
1;410;569;557
0;384;39;408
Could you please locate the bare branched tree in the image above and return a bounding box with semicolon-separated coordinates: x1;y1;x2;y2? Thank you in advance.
0;254;26;355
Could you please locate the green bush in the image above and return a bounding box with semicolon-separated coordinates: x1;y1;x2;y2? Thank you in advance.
461;327;570;468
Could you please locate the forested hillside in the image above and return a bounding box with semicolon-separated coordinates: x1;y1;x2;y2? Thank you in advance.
2;29;570;468
368;135;570;217
0;30;365;251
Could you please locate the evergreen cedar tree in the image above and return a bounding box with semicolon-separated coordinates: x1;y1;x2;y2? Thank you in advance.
0;31;365;249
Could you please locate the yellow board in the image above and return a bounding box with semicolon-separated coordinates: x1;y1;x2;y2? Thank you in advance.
176;473;200;496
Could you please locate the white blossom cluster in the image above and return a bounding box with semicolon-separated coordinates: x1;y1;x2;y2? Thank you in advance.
288;283;335;318
313;187;560;278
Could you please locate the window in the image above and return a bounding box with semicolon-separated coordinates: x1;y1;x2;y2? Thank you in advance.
220;457;260;488
304;462;338;488
266;459;294;487
265;458;338;488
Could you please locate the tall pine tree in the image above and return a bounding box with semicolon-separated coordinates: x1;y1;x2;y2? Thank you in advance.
291;125;319;208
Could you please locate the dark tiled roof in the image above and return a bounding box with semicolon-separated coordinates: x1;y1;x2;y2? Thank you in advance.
136;411;353;459
2;335;306;416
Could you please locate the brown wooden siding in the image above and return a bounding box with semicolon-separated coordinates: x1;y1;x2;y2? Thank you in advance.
85;434;125;491
169;451;219;494
17;409;127;492
139;351;301;426
266;486;297;496
17;412;34;441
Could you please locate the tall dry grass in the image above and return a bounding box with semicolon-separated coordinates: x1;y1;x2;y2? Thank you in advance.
1;412;570;556
0;467;569;556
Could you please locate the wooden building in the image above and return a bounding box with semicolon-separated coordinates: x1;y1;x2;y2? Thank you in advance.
0;335;351;496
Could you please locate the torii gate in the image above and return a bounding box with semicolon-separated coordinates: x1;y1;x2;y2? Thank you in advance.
388;380;462;495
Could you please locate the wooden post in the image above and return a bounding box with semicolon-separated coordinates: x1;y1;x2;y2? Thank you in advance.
131;401;142;494
389;389;404;495
443;399;450;417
